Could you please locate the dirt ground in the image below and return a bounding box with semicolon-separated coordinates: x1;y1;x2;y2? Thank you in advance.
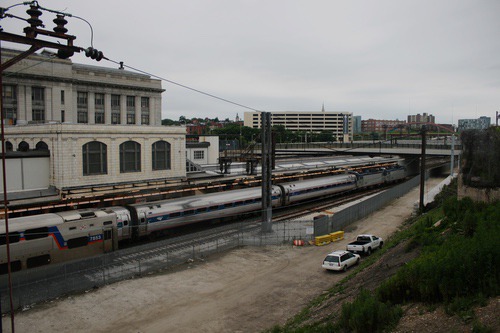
3;177;497;333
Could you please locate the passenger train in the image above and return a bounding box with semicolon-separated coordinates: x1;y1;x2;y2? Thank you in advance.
0;164;406;274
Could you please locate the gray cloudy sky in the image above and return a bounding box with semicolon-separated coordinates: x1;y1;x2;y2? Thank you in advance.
3;0;499;125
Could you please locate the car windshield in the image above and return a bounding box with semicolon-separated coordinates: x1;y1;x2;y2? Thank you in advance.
324;255;339;263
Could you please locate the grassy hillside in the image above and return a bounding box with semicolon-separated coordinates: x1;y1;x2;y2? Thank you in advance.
266;181;500;333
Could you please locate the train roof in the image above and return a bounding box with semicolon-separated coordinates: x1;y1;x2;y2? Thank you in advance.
0;213;64;234
281;174;356;190
130;186;281;212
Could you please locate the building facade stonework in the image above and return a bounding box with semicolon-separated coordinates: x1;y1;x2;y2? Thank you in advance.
1;48;186;199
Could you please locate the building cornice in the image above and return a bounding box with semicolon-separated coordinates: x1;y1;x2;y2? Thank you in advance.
3;72;165;93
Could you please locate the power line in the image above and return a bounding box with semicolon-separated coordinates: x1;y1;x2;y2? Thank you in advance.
104;58;264;113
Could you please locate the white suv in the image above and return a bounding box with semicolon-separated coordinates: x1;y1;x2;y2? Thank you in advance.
322;250;360;272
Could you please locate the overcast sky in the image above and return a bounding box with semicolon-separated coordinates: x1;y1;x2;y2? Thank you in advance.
3;0;499;125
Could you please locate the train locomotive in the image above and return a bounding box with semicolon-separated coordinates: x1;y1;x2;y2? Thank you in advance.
0;163;406;274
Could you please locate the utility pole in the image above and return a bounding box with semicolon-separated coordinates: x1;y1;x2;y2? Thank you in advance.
450;134;455;177
1;4;105;331
419;126;427;212
261;112;273;233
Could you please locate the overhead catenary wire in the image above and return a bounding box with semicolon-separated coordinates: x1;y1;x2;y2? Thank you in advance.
104;58;265;113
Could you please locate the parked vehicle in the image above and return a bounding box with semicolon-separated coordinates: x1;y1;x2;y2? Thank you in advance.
346;234;383;255
322;250;360;272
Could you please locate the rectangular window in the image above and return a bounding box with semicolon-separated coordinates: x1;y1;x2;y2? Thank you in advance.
95;93;105;124
0;232;20;245
61;110;65;122
67;236;89;249
193;150;204;160
77;91;88;123
0;260;22;275
126;96;135;124
25;227;48;240
26;254;51;269
111;94;121;124
61;90;65;105
141;97;150;125
31;87;45;123
2;85;17;124
104;229;112;240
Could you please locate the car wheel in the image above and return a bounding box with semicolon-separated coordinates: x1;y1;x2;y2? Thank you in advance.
379;242;383;249
356;258;360;265
343;265;347;272
367;248;372;256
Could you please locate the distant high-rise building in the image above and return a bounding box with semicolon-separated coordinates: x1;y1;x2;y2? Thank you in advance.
407;113;435;128
244;111;353;142
353;116;362;133
458;116;491;131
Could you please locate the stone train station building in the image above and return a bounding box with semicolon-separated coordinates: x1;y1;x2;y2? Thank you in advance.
1;48;186;212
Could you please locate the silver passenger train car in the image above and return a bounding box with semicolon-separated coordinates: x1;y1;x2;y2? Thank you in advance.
0;209;119;274
0;163;407;274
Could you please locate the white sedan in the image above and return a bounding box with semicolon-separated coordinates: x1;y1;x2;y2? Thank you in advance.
322;250;360;272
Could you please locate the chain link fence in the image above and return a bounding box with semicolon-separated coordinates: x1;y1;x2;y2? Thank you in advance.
0;176;421;313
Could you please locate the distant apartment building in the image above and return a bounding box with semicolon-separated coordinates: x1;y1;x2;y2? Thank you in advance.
352;116;362;134
1;48;186;202
243;111;352;142
361;119;406;133
407;113;435;128
458;116;491;131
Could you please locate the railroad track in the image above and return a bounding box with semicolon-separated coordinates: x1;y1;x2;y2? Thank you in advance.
102;185;394;272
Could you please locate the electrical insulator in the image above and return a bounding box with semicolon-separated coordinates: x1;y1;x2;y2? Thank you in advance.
26;5;43;28
53;15;68;34
84;47;104;61
57;49;74;59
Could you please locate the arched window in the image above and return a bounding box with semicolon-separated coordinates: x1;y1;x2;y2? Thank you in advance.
5;141;13;152
120;141;141;173
18;141;29;152
82;141;107;176
152;141;171;170
35;141;48;151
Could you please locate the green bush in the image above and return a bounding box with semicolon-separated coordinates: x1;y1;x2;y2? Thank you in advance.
338;289;402;332
378;199;500;305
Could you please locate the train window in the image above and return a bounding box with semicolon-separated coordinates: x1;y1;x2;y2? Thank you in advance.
208;206;218;211
195;207;207;214
170;212;181;218
0;260;22;275
26;254;51;269
234;201;243;207
67;236;89;249
184;210;194;216
117;222;123;228
69;227;76;230
219;204;226;209
104;230;112;240
25;227;48;240
103;221;113;226
244;200;253;205
80;212;96;218
0;232;21;245
90;224;94;227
